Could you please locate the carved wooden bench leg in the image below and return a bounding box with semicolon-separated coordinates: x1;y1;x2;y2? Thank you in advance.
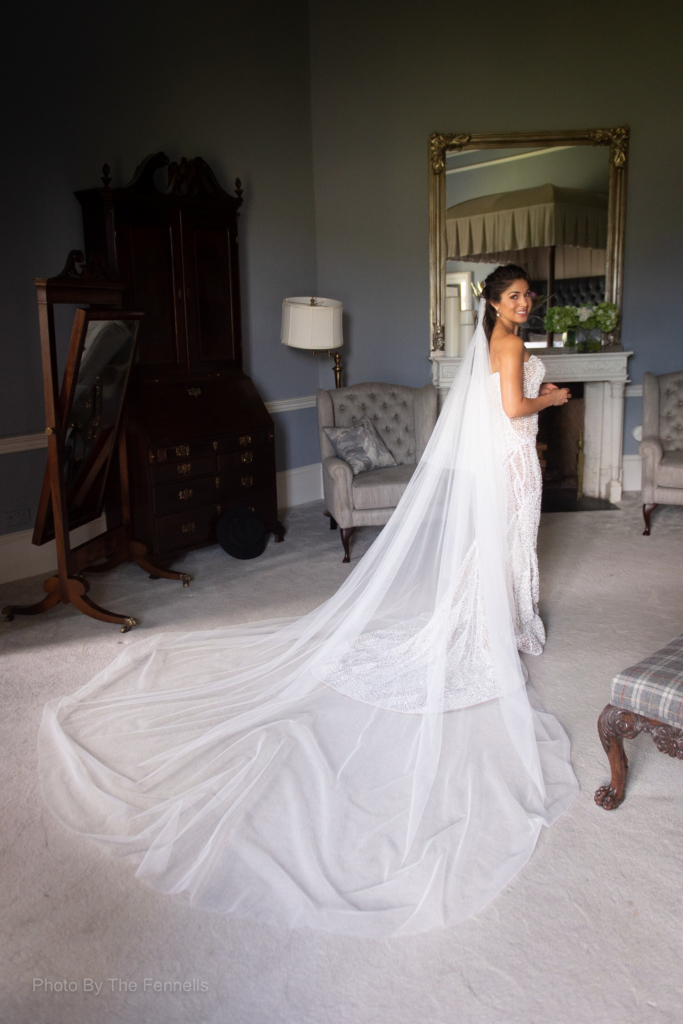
340;527;354;563
595;702;683;809
595;704;631;809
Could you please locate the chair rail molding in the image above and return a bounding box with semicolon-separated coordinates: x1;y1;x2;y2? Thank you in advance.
0;432;48;455
0;396;318;458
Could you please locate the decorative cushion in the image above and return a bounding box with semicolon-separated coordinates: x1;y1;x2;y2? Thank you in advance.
324;416;397;476
352;463;416;509
611;633;683;726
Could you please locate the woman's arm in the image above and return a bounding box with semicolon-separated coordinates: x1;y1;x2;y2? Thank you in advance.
497;341;570;418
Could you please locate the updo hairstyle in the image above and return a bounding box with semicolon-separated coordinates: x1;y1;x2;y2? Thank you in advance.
481;264;529;340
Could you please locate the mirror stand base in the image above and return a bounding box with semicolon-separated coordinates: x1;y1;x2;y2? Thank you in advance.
2;540;193;629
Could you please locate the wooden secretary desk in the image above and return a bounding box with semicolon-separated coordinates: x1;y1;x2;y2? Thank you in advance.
76;154;283;560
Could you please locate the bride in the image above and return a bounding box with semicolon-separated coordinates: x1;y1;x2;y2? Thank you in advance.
39;264;579;938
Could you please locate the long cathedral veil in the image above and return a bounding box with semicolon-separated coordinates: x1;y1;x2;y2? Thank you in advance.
39;302;578;936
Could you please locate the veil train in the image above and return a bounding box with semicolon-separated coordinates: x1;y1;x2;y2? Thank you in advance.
39;302;579;937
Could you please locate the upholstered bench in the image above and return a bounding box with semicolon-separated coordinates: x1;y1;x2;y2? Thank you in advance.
595;633;683;809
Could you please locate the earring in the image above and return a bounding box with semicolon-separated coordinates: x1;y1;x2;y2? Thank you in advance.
496;309;500;317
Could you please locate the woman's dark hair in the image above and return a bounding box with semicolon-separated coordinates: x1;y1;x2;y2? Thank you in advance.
481;264;529;340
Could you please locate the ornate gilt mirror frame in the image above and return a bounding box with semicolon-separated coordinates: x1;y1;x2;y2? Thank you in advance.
428;126;629;351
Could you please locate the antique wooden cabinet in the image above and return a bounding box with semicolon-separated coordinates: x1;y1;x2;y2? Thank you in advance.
76;154;282;558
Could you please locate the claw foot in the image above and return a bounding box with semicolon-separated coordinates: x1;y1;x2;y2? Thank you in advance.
594;784;623;810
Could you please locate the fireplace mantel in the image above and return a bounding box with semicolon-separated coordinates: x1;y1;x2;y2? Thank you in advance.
430;350;633;502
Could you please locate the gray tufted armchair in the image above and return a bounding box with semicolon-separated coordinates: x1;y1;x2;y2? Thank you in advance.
317;381;437;561
639;369;683;534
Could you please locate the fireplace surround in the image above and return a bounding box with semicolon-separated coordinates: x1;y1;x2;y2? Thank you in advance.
430;350;632;503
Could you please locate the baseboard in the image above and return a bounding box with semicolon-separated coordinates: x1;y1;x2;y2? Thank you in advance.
0;516;107;586
276;462;323;509
622;454;642;492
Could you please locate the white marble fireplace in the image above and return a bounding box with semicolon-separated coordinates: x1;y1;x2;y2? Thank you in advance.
430;351;632;503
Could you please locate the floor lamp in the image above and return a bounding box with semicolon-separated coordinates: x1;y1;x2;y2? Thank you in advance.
281;296;344;388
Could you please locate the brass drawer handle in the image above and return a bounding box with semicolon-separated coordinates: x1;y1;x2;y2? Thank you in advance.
216;505;222;515
181;522;195;533
178;463;191;474
239;435;252;446
215;476;220;488
241;476;253;488
241;451;253;463
176;445;190;457
187;387;202;397
179;488;193;500
213;441;218;451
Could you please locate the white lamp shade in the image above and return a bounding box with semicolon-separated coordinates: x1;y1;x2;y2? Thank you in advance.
281;297;343;350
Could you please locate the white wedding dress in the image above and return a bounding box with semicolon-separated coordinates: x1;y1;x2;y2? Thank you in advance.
39;317;579;938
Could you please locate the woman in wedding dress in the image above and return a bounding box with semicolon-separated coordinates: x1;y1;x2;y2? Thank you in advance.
39;264;579;938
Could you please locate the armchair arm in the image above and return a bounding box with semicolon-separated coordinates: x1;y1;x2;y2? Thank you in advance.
322;456;354;527
639;436;663;502
638;437;663;461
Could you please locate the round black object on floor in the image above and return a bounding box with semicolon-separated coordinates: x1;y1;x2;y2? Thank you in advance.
217;507;267;559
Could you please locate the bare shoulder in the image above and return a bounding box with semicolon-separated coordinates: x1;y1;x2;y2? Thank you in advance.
489;331;525;374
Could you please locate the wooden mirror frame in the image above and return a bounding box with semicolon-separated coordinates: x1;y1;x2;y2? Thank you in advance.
33;308;143;545
428;126;629;352
2;251;192;633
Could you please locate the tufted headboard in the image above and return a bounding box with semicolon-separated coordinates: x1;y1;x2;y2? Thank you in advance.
317;382;437;466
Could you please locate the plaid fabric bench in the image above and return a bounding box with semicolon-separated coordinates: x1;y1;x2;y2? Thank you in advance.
595;633;683;809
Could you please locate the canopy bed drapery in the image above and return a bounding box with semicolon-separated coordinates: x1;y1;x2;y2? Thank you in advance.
446;183;608;279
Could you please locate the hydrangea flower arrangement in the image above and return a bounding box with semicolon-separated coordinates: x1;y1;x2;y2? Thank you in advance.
544;302;618;336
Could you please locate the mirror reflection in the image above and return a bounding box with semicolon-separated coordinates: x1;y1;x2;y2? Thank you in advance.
63;318;138;521
62;315;138;524
444;145;610;351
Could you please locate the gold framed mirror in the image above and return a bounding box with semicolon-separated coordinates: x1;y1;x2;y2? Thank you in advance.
428;126;629;353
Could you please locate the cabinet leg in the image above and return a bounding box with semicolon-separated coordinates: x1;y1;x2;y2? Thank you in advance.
642;503;658;536
340;527;354;563
272;521;285;543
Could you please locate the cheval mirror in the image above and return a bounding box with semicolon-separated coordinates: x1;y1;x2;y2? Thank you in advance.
2;252;191;632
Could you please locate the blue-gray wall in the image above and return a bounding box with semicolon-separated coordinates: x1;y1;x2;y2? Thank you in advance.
2;0;683;535
308;0;683;434
0;0;318;534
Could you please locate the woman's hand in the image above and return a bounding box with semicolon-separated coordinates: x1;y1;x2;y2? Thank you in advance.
539;383;558;396
547;387;571;406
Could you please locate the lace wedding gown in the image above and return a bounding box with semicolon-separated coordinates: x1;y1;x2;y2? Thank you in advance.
39;326;578;937
496;355;546;655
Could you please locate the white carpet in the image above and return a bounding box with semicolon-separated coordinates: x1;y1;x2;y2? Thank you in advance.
1;495;682;1024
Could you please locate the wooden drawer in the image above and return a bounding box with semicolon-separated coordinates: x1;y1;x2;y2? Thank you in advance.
149;439;219;463
216;465;274;500
153;474;222;515
154;502;221;551
153;488;278;552
217;445;275;474
150;454;217;484
216;428;273;454
152;464;274;515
